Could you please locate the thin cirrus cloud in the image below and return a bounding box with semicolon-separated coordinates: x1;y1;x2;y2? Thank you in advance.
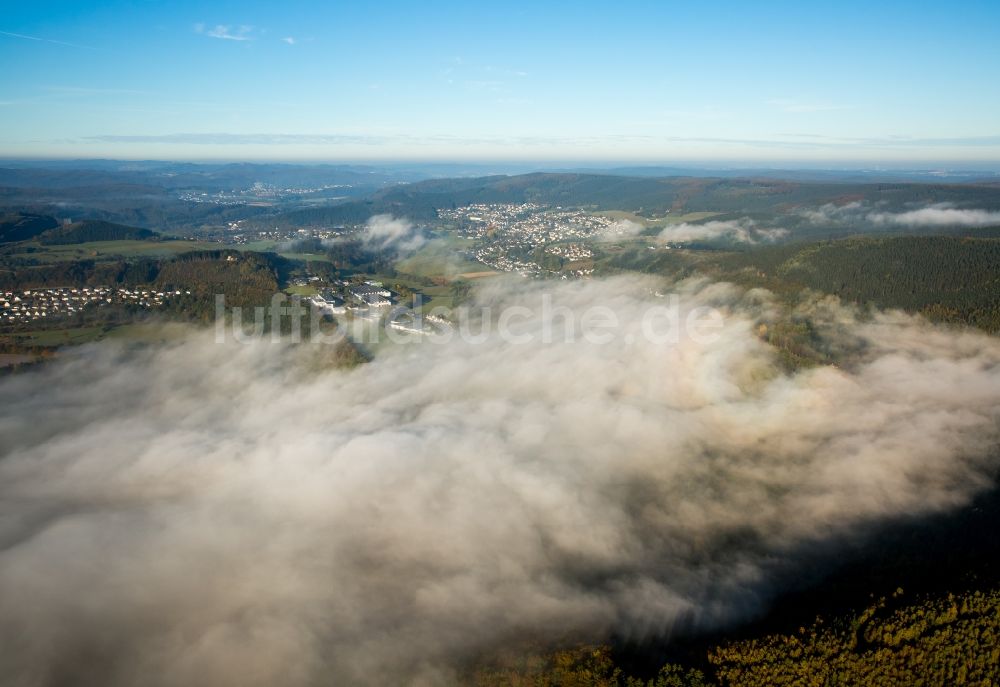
84;133;397;146
779;133;1000;147
80;133;656;147
194;23;255;41
192;24;301;45
0;29;95;50
77;132;1000;156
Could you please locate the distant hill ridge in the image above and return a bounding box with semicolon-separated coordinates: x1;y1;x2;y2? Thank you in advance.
0;212;59;242
253;172;1000;229
37;219;161;245
0;213;162;244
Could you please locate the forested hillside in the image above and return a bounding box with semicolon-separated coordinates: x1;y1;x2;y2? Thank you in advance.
709;588;1000;686
153;250;282;312
606;235;1000;333
473;587;1000;686
719;236;1000;331
0;257;159;290
0;249;281;302
258;190;439;228
37;220;161;244
0;212;59;243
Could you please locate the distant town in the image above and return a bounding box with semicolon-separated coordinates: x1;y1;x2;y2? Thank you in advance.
185;202;629;280
2;286;190;324
179;181;353;207
440;203;613;276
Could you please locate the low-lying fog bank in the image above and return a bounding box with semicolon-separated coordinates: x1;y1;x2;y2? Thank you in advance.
2;276;999;686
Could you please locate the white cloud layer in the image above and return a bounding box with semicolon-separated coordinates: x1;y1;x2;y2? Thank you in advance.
598;219;645;241
869;205;1000;227
362;214;426;252
195;24;255;41
658;219;788;244
1;278;999;685
801;202;1000;228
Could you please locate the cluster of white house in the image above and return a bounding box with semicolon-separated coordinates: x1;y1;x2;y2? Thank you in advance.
388;309;453;337
447;204;614;246
228;226;347;246
473;246;542;277
439;202;544;228
1;286;189;324
349;284;393;307
443;203;611;276
546;243;594;260
303;281;454;338
307;281;394;317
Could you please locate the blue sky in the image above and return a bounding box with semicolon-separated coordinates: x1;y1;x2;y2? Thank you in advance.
2;0;999;163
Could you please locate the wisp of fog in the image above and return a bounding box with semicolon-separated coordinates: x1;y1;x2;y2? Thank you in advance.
2;276;1000;686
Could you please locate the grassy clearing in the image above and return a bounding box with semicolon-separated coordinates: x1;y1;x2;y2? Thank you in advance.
396;237;483;279
9;239;222;262
371;271;457;312
2;320;201;348
596;210;653;225
238;240;282;252
596;210;721;228
11;237;337;264
660;211;722;225
418;292;456;313
3;325;110;346
239;240;336;264
286;284;319;296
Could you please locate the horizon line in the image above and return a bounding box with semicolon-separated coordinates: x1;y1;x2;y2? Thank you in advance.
2;155;1000;172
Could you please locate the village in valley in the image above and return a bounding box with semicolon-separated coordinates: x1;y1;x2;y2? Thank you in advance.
439;203;613;276
2;286;190;324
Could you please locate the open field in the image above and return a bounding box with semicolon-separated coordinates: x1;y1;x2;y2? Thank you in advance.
237;240;282;252
395;237;484;279
3;237;337;271
595;210;656;226
1;325;110;347
238;240;335;263
0;234;335;274
417;289;457;312
286;284;320;296
662;211;722;224
5;239;223;263
1;321;206;349
278;251;333;263
596;210;722;227
371;271;457;312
